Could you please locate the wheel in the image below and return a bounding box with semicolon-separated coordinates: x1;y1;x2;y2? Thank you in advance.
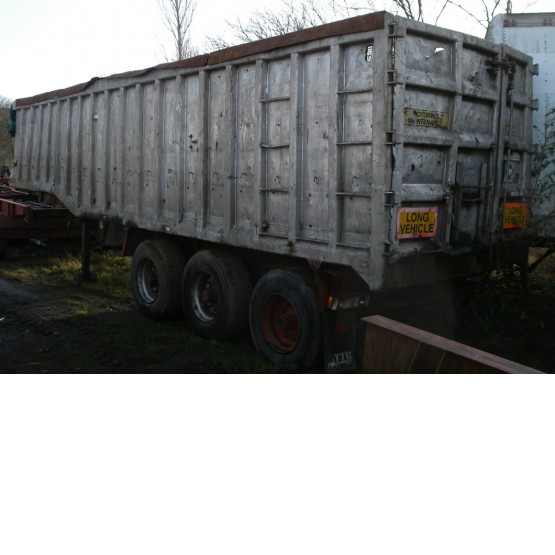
181;250;252;339
131;238;185;320
249;269;321;368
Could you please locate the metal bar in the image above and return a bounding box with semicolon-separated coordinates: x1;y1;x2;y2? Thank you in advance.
260;143;290;149
336;141;373;146
81;219;92;282
335;192;372;198
260;188;288;194
337;88;374;95
260;96;290;103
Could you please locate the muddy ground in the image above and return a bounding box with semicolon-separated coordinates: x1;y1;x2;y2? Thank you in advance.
0;242;276;373
0;278;277;373
1;240;554;373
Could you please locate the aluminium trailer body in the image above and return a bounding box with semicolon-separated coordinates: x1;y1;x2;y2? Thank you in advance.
12;12;534;370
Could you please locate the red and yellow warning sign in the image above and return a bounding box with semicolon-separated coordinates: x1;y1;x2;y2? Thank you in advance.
503;202;527;229
397;207;438;239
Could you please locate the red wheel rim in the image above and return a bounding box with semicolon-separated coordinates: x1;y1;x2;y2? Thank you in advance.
261;294;300;353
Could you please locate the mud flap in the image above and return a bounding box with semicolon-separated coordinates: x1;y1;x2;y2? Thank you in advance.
323;309;358;372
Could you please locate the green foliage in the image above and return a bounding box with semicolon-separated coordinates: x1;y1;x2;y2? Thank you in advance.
464;265;527;336
457;249;555;371
0;96;13;167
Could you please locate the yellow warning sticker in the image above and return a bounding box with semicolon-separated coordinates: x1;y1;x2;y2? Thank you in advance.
404;108;449;129
397;207;438;239
504;203;527;229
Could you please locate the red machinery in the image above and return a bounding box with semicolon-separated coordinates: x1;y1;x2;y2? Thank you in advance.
0;179;81;257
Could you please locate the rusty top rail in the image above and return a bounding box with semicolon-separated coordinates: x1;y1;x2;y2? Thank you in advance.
15;12;386;108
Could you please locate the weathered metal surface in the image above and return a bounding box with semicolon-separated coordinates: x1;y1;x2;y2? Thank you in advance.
362;315;544;373
13;12;534;291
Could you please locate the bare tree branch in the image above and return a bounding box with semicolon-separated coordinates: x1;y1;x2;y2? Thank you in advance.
440;0;502;29
390;0;423;21
434;1;450;25
204;0;515;51
205;0;360;50
159;0;197;61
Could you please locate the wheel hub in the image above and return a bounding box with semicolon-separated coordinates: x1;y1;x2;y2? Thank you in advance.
261;294;300;353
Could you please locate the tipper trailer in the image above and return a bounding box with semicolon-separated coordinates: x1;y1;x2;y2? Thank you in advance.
12;12;535;370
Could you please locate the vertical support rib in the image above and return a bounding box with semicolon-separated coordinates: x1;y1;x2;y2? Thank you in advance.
253;60;264;239
156;79;165;220
35;104;45;185
104;90;112;213
178;75;186;224
120;87;128;214
328;44;340;249
26;107;34;184
65;99;72;198
225;65;237;234
76;96;83;208
45;102;53;186
136;83;145;218
289;52;301;243
53;101;62;194
199;70;209;230
90;93;97;208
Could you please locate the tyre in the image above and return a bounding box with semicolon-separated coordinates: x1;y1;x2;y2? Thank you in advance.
249;269;321;368
131;238;186;320
181;250;252;339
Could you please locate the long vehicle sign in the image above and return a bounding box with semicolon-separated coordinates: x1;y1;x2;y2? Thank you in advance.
397;207;438;239
503;202;527;229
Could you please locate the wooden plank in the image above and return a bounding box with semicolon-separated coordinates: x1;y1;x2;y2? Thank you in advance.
362;315;543;373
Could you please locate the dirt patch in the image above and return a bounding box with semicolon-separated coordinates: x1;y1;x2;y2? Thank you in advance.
0;241;276;373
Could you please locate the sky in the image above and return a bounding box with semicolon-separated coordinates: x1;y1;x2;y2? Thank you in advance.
1;0;553;101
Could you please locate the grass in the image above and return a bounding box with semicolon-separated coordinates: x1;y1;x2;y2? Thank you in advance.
85;249;132;300
0;239;132;302
0;248;81;284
